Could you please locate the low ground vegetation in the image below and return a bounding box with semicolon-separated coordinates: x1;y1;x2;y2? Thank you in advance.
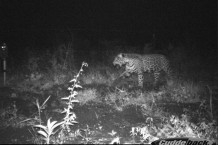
0;41;217;144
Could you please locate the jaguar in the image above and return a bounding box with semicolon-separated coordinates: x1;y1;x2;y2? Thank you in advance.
113;53;172;87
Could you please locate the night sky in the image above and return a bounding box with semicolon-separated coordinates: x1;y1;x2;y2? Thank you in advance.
0;0;217;65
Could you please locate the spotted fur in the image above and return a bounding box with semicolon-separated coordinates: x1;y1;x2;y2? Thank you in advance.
113;53;172;87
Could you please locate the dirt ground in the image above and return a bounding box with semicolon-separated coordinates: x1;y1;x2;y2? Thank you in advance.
0;86;144;143
0;80;217;144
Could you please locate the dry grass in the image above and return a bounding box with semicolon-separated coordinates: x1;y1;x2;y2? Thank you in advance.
163;79;204;103
76;89;100;105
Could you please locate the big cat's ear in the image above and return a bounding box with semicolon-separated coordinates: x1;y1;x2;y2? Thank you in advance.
118;53;124;58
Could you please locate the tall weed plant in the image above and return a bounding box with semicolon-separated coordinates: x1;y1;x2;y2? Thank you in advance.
34;62;88;144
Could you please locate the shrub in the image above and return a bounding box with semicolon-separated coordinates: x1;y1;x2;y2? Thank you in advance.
164;79;203;103
33;62;88;144
80;65;118;86
76;89;100;105
131;115;218;144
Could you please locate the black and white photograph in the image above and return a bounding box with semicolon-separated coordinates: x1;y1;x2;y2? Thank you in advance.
0;0;217;144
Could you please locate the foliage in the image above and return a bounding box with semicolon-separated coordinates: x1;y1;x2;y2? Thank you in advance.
131;115;217;144
105;88;165;112
8;42;76;95
61;62;88;131
153;79;204;103
32;62;88;144
1;39;217;144
76;89;100;105
0;101;18;128
34;118;64;144
80;65;117;86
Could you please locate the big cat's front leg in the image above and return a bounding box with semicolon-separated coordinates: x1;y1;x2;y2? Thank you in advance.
119;70;131;78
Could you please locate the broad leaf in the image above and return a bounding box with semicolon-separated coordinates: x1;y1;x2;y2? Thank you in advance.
70;78;76;82
52;121;64;130
37;130;48;138
75;84;82;88
34;125;47;131
48;120;57;131
71;100;79;103
61;97;70;100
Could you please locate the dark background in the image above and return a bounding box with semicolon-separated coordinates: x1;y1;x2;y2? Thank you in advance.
0;0;217;70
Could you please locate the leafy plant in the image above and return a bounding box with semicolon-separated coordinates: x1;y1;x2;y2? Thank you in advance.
61;62;88;132
35;96;51;125
166;79;202;103
76;88;99;105
32;62;88;144
34;118;64;144
131;114;217;144
0;101;18;128
130;119;159;144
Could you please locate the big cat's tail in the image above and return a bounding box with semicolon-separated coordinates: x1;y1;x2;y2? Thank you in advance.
164;59;175;82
